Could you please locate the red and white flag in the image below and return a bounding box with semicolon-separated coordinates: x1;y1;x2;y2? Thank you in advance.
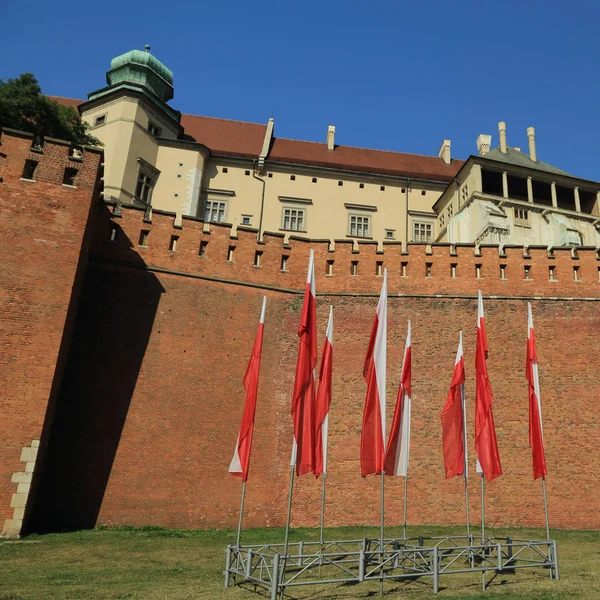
291;249;317;476
384;320;412;477
361;269;387;476
315;306;333;477
441;330;466;479
229;296;267;482
475;291;502;481
527;302;547;480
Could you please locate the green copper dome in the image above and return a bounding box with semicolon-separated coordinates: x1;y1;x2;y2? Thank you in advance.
106;46;174;102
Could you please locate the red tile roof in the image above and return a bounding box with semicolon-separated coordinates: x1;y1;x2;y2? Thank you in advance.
181;114;267;159
51;96;463;181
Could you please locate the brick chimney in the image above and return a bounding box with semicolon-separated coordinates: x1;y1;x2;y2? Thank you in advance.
476;134;492;155
438;139;451;165
327;125;335;151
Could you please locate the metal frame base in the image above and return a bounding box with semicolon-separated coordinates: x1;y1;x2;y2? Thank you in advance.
224;535;559;598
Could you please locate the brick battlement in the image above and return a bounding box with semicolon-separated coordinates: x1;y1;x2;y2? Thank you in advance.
0;127;102;191
95;202;600;299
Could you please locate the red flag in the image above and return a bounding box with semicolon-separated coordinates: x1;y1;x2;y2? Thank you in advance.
384;320;412;476
475;291;502;481
441;331;466;479
361;270;387;476
315;306;333;477
291;250;317;476
229;296;267;482
527;303;547;480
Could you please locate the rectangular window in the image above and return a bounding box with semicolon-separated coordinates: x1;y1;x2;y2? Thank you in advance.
135;172;154;204
514;207;530;225
21;159;38;180
401;261;408;277
63;167;78;186
227;246;235;262
574;266;580;282
254;251;263;267
425;263;432;278
326;260;334;276
451;263;457;278
281;255;289;271
348;215;370;238
94;114;106;127
500;264;507;280
199;240;208;257
282;208;305;231
385;230;395;240
549;266;556;281
351;260;358;276
169;235;179;252
524;265;532;280
376;261;383;277
413;221;433;243
476;264;482;279
139;230;149;247
241;215;251;226
204;200;226;223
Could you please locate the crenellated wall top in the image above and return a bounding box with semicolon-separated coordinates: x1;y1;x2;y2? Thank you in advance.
94;202;600;299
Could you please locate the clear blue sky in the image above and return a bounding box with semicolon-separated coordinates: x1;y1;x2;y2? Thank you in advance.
4;0;599;180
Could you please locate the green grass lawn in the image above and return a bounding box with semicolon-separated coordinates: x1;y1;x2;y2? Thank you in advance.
0;525;598;599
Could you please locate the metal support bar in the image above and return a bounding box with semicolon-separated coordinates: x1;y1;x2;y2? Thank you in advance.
245;550;252;578
270;554;280;600
224;545;231;588
432;546;439;594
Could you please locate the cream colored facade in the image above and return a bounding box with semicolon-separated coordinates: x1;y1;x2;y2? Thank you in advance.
78;51;600;250
434;124;600;248
77;48;452;247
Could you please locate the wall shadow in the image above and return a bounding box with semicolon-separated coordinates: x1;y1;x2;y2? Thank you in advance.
25;204;164;533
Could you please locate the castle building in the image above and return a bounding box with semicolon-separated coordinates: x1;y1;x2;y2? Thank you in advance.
434;123;600;247
56;47;600;250
2;48;600;539
58;46;462;247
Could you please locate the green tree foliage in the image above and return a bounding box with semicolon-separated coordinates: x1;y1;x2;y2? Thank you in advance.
0;73;101;147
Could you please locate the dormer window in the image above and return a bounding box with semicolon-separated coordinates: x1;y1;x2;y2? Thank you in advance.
148;121;162;137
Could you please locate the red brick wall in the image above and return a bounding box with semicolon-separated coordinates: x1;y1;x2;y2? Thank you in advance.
0;130;102;532
27;204;600;532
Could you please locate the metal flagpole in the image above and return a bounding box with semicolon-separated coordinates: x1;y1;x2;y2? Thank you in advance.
236;481;246;548
402;476;408;540
481;474;486;591
282;459;295;560
460;347;471;541
380;470;385;597
282;440;297;596
542;477;550;540
318;471;327;578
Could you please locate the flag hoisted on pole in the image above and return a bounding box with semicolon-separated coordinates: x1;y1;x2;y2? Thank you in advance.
475;290;502;482
360;269;388;477
291;249;318;476
526;302;547;480
441;330;466;479
315;306;333;477
384;320;412;477
229;296;267;482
